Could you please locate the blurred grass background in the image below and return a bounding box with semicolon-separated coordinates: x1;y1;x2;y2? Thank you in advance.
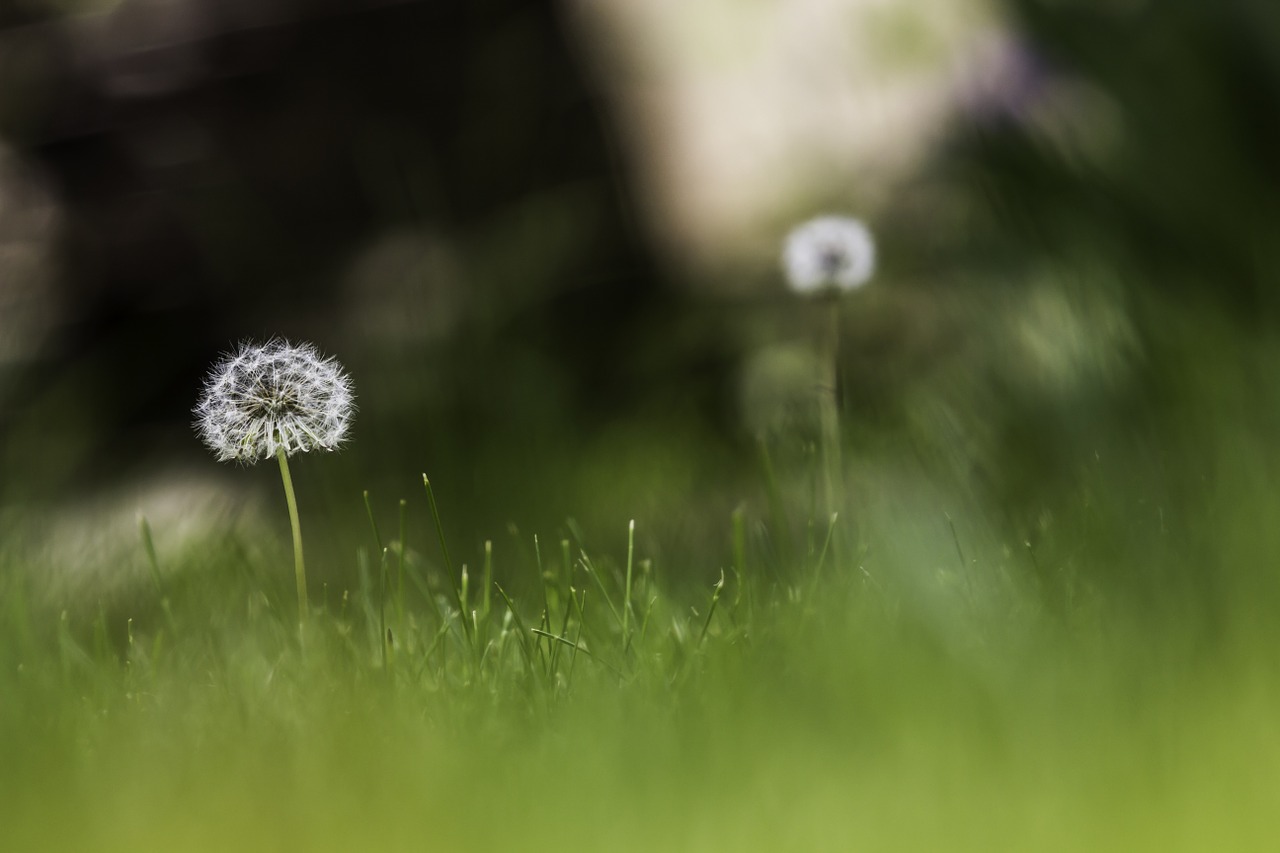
3;0;1280;849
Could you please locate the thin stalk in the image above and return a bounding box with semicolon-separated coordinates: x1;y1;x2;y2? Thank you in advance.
639;595;658;646
756;437;792;581
460;562;480;668
946;513;977;605
698;570;727;647
460;565;469;631
375;489;449;634
494;582;534;673
817;293;843;523
568;587;587;685
549;583;573;677
560;538;572;606
578;551;622;631
804;512;839;604
363;490;387;660
422;474;455;575
531;628;625;680
422;473;471;642
276;447;308;630
137;514;165;597
535;609;552;676
534;533;548;628
362;490;383;551
414;622;452;684
622;519;635;652
731;506;750;617
378;546;390;674
483;539;493;620
397;498;408;633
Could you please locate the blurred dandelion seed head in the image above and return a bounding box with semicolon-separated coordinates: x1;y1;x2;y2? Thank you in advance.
782;216;876;295
194;339;355;464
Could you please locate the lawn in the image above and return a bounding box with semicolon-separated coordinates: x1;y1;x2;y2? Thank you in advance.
5;362;1280;853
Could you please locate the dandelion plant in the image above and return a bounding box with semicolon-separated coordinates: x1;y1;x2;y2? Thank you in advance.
781;215;876;521
194;339;355;630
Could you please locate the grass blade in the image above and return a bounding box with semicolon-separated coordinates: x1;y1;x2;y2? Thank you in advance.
423;473;472;642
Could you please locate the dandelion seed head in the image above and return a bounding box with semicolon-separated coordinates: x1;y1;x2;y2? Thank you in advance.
194;339;355;464
782;216;876;295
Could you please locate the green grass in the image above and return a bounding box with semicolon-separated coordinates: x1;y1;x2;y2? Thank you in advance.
4;445;1280;853
9;298;1280;851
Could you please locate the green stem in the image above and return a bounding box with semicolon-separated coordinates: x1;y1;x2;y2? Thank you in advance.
422;473;472;643
817;294;843;521
137;514;166;597
276;447;308;629
397;498;407;638
622;519;635;652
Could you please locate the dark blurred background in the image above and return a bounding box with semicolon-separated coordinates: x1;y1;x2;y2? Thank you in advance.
0;0;676;519
3;0;1280;625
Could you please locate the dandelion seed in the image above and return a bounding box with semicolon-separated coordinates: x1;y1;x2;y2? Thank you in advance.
194;339;355;464
782;215;876;295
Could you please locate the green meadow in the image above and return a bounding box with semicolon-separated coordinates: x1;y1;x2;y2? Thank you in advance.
5;294;1280;852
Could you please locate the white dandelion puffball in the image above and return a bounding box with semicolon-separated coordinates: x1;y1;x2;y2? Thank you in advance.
195;339;355;464
782;216;876;295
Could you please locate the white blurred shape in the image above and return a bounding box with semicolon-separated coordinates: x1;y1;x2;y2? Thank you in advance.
25;472;267;612
564;0;1001;282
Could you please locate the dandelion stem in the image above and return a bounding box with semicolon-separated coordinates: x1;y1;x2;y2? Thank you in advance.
817;294;843;523
276;447;308;630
